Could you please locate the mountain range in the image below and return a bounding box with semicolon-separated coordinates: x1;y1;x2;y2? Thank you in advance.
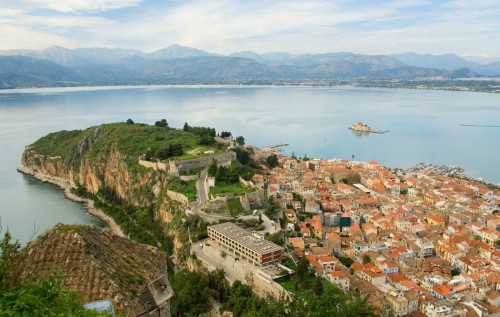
1;44;499;89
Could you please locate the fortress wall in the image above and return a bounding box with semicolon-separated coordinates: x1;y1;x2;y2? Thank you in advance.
245;190;268;209
240;195;251;211
138;159;168;172
180;175;199;181
174;152;235;175
239;177;255;187
166;190;189;206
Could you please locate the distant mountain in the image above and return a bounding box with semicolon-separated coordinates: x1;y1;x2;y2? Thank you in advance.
0;46;141;66
392;53;500;76
260;52;295;62
229;51;268;63
472;61;500;77
229;51;295;64
146;44;215;60
0;45;495;88
0;56;82;88
122;56;277;81
392;53;479;70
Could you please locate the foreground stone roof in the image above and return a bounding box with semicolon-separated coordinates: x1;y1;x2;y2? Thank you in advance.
21;224;166;316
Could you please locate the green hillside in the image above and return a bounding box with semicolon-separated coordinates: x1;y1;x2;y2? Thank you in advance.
30;121;219;166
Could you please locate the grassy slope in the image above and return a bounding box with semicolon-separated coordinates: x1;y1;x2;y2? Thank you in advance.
30;122;202;166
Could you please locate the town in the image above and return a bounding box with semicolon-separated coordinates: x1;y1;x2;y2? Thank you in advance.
198;152;500;317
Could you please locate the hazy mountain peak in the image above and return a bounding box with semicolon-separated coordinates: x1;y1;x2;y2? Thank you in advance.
147;44;215;59
392;52;478;70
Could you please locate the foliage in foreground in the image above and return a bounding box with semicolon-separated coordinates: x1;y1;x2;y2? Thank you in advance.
0;229;100;317
170;267;376;317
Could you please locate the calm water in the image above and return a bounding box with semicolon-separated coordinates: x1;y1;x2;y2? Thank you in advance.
1;85;499;243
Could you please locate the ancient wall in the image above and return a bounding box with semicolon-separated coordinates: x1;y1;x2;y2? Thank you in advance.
139;152;234;177
180;175;199;181
138;159;168;172
245;190;268;209
172;152;235;176
166;190;189;206
240;196;251;211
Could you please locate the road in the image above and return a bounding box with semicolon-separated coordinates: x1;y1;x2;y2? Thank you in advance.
190;239;246;284
186;168;231;223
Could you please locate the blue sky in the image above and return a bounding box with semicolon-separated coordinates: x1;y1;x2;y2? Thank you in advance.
1;0;500;62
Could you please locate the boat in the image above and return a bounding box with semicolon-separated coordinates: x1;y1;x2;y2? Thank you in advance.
349;121;387;134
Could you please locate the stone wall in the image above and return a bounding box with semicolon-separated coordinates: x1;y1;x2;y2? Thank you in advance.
180;175;199;181
170;152;235;176
240;196;251;211
139;152;235;177
245;190;268;209
138;159;168;172
166;190;189;206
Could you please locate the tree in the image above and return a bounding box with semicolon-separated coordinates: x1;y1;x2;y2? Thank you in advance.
200;134;215;146
0;229;24;290
183;122;190;132
207;161;218;177
155;118;168;128
220;131;232;138
126;118;134;125
294;257;310;288
266;154;279;168
312;276;324;296
208;269;228;302
170;270;210;317
0;229;95;316
362;254;372;264
338;256;354;267
235;148;250;165
235;136;245;145
291;151;297;159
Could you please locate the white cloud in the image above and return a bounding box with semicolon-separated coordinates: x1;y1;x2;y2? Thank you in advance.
0;0;499;59
2;0;142;13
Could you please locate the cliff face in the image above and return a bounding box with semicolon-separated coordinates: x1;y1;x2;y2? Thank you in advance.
20;134;163;208
19;123;190;261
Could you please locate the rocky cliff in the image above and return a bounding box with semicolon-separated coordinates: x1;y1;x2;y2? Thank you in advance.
18;123;194;260
20;133;165;208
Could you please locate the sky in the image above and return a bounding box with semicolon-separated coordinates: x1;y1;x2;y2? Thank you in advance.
1;0;500;62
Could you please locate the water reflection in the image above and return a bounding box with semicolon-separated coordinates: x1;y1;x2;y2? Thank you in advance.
350;130;370;137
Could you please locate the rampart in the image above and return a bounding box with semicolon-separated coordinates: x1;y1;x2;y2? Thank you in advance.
235;178;268;210
138;159;168;171
139;152;235;177
169;152;235;177
166;190;189;206
244;190;268;209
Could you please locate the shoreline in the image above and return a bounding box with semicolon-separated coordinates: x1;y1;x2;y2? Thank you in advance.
17;165;125;238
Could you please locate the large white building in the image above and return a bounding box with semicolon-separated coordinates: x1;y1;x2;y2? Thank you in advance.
208;222;283;266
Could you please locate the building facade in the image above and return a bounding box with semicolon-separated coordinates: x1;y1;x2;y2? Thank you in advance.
208;222;284;266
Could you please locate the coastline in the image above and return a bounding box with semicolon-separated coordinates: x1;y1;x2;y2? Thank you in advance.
17;165;125;238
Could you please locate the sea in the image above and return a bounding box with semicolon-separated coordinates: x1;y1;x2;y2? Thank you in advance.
0;85;499;243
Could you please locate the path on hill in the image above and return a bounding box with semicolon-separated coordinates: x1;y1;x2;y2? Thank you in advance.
186;168;231;223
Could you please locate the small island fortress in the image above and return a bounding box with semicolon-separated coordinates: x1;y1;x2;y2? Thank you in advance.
349;121;387;134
